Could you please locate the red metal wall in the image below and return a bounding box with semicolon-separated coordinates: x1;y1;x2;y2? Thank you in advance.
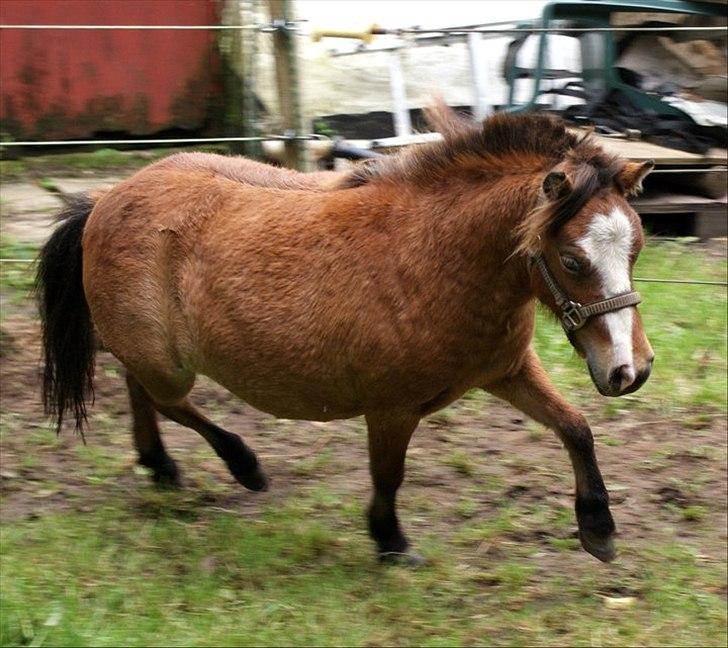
0;0;224;140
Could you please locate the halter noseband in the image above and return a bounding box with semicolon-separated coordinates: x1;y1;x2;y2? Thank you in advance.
530;254;641;331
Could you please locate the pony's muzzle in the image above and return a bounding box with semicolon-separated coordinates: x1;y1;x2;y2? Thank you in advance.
618;357;653;395
591;356;653;397
608;364;635;393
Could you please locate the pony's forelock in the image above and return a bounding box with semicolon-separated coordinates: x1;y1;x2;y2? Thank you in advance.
514;156;624;257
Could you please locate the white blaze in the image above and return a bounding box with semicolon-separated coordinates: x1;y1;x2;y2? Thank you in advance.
577;207;635;381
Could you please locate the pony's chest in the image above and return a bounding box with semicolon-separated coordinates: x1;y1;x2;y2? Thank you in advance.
373;307;532;395
420;303;533;367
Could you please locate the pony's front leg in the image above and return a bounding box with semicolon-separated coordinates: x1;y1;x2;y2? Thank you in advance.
483;348;616;562
365;411;422;565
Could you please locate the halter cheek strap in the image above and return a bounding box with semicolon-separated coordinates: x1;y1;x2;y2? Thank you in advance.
530;254;642;331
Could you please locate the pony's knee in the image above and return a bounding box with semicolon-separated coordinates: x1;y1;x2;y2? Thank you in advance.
559;417;594;454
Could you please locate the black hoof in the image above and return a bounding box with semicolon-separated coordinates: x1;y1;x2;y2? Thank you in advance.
580;529;616;562
141;455;181;488
228;461;269;492
374;533;423;567
216;433;269;491
379;551;426;567
576;492;617;562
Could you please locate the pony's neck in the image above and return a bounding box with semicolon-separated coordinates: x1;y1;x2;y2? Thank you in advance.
399;172;542;308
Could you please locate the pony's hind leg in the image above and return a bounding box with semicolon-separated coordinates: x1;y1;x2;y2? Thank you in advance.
155;399;268;492
365;411;422;565
126;364;267;491
126;372;181;486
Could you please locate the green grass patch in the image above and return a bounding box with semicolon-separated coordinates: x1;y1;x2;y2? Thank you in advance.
0;236;39;295
443;449;476;476
1;498;725;647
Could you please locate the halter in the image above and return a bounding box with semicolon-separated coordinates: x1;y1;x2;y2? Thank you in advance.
530;254;641;331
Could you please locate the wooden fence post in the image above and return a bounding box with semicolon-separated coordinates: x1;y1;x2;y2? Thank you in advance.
220;0;246;154
266;0;304;170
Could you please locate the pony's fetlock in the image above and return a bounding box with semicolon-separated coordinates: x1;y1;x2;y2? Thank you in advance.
370;511;411;560
214;432;268;491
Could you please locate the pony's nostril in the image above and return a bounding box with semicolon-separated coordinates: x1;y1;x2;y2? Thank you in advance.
608;368;620;390
608;365;635;392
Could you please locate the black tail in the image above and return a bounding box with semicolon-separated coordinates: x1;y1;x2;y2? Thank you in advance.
35;193;96;434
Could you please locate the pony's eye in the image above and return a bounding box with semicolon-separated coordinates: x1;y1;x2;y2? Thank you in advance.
561;255;581;274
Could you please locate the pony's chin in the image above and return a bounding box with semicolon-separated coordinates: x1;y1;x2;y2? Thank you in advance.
592;380;620;397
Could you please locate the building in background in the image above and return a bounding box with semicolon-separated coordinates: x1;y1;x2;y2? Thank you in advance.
0;0;225;141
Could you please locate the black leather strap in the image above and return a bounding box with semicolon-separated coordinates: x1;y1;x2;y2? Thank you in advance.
531;254;641;331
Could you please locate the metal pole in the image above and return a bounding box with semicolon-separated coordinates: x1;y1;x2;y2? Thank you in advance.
387;50;412;138
467;31;491;120
241;0;262;158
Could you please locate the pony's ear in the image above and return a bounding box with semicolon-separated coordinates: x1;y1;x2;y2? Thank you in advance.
618;159;654;196
542;171;572;201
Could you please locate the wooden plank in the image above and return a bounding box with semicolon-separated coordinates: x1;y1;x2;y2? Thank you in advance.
632;192;727;214
695;212;728;240
585;131;727;166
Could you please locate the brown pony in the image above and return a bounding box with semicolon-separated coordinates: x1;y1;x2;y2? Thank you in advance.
36;106;654;564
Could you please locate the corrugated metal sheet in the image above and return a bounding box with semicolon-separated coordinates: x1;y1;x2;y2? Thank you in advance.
0;0;224;139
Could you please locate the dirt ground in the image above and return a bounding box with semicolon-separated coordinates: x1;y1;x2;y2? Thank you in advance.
1;311;726;570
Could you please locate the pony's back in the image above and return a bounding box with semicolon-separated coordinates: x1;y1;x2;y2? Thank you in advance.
149;152;341;191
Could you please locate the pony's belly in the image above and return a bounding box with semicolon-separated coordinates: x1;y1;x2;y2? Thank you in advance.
217;381;362;422
205;361;478;422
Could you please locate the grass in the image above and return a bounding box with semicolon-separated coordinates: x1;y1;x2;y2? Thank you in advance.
0;233;725;646
0;237;38;301
1;489;726;647
443;450;476;476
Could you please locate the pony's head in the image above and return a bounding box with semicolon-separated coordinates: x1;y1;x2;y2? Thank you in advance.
344;100;655;397
519;150;655;397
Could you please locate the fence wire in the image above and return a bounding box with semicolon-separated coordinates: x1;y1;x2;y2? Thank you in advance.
0;24;723;34
0;135;325;148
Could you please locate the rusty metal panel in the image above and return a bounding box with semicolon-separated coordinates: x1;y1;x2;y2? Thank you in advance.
0;0;223;139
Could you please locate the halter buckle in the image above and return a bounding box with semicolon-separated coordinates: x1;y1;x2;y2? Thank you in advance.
562;301;585;331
